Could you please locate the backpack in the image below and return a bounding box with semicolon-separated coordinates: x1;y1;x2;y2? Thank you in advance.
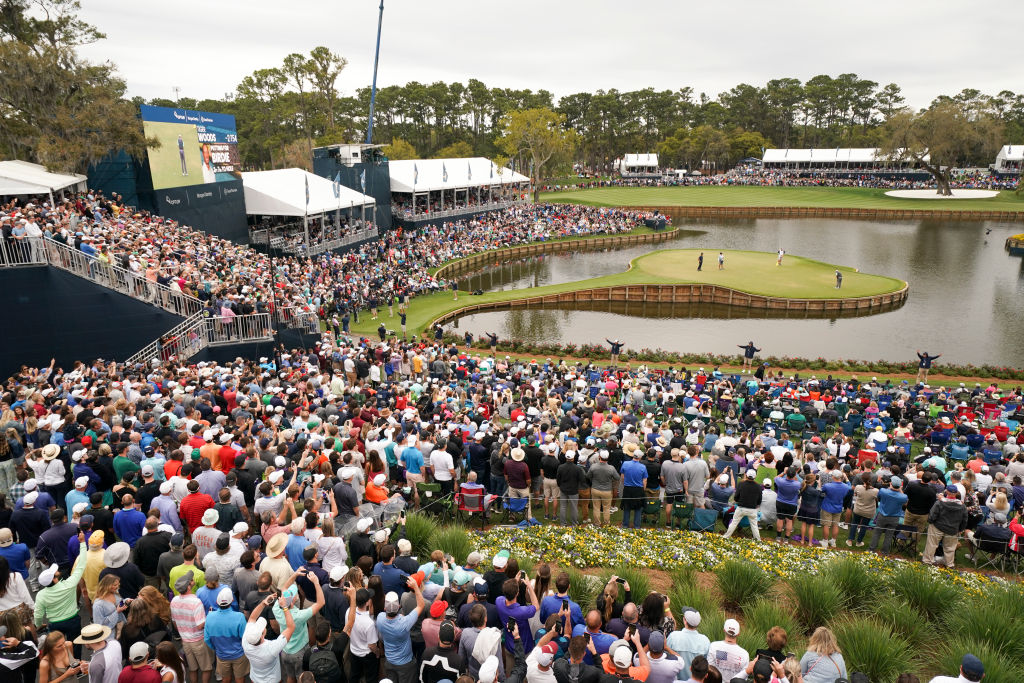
307;647;342;683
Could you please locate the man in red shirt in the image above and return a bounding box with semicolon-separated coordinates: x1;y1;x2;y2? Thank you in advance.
179;479;215;533
119;642;161;683
217;433;236;475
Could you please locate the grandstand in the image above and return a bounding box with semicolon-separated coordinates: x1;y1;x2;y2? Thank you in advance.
993;145;1024;176
617;153;660;177
387;157;530;225
762;147;929;175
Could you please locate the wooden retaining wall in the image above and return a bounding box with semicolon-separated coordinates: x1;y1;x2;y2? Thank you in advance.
432;282;909;327
433;228;678;279
624;206;1024;222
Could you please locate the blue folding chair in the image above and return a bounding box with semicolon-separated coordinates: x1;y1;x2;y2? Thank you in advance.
689;508;719;532
502;496;530;525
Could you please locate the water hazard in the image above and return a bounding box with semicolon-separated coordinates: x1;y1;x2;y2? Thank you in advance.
451;215;1024;365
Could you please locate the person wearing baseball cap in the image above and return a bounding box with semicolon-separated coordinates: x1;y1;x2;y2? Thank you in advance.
272;568;327;683
124;642;155;678
35;531;88;655
375;573;424;682
869;473;908;554
420;619;462;682
931;653;985;683
723;469;764;541
666;609;710;673
603;628;650;679
707;618;749;682
206;584;249;683
243;591;298;683
922;482;969;568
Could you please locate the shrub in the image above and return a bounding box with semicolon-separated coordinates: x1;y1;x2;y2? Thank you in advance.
787;574;846;633
667;568;718;626
566;568;602;612
403;513;438;557
942;602;1024;665
869;601;929;650
934;637;1017;683
696;606;726;644
715;559;773;611
738;598;805;658
429;526;473;565
887;566;961;621
833;616;915;683
819;556;875;610
598;564;653;604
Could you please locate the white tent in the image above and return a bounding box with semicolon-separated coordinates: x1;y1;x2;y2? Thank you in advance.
762;148;928;167
241;168;374;217
0;160;87;199
388;158;528;193
994;145;1023;172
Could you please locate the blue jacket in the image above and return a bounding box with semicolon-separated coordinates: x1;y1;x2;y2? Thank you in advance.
204;606;245;660
113;508;147;547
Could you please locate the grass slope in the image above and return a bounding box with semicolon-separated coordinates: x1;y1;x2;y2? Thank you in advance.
351;248;903;336
539;186;1024;211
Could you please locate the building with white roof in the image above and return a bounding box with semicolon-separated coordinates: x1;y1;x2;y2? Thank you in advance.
761;148;928;171
993;145;1023;175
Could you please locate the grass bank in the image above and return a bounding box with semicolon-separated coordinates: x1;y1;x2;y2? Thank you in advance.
539;186;1024;211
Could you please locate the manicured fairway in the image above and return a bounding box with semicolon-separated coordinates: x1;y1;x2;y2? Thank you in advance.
350;248;904;336
538;185;1024;211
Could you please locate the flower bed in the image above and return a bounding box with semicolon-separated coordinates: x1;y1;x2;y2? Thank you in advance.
471;525;1002;594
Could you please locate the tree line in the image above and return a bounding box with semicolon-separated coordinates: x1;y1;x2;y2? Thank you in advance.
2;2;1023;178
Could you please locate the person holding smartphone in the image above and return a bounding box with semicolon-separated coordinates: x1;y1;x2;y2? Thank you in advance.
538;571;583;629
496;573;540;654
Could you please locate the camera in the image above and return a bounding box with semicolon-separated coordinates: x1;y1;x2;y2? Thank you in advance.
562;598;569;611
615;577;626;584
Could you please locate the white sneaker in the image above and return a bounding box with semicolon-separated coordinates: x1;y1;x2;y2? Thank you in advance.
830;539;837;548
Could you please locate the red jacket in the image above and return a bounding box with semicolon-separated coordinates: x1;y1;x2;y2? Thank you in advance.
179;492;215;533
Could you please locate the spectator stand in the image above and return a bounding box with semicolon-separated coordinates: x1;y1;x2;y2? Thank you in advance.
388;157;530;226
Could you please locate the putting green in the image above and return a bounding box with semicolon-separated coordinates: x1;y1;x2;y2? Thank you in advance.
350;248;905;336
538;186;1024;211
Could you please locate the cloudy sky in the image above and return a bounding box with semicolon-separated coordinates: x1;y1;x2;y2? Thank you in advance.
77;0;1022;109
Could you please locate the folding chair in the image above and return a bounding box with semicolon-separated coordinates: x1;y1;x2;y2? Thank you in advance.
891;524;921;558
970;526;1011;573
455;484;492;529
689;507;718;533
670;502;694;530
502;495;530;525
642;497;662;527
416;482;452;522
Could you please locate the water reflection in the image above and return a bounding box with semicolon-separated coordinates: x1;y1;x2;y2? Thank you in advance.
448;215;1024;365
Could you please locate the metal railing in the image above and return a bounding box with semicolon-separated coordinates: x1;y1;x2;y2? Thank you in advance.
124;312;207;366
0;237;49;266
252;226;378;256
391;198;530;220
274;306;321;334
40;238;204;318
206;313;274;346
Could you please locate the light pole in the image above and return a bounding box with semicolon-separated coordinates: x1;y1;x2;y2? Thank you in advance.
365;0;385;144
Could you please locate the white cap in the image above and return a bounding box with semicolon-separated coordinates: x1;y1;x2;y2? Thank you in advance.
232;521;249;535
72;502;88;515
24;479;37;491
75;476;89;489
141;465;154;477
478;656;499;683
724;618;740;636
612;647;632;668
683;610;701;627
384;591;401;613
356;517;373;532
341;467;358;480
329;566;346;582
38;563;59;586
23;491;38;505
745;469;756;478
718;473;729;485
217;586;234;606
268;471;284;484
373;473;386;486
159;481;173;495
244;618;267;645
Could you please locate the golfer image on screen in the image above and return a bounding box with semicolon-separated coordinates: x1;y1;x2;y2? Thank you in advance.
201;143;216;184
178;134;187;176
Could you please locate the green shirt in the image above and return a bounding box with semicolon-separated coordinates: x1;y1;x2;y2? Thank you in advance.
35;542;87;626
113;455;141;483
272;605;313;654
169;564;206;596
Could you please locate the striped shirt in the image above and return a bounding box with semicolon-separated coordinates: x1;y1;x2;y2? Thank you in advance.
170;593;206;642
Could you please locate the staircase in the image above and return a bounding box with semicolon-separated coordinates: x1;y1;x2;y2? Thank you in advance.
2;237;283;365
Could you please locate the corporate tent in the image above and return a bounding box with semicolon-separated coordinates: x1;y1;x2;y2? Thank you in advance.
0;160;88;202
994;145;1023;174
242;168;376;254
618;153;660;175
388;157;530;219
761;148;928;170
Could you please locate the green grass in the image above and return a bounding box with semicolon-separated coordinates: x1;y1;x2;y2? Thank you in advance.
715;559;773;612
886;566;962;622
868;601;930;651
738;598;805;657
566;568;602;612
818;556;876;610
598;565;653;605
350;248;903;336
402;513;438;557
539;185;1024;211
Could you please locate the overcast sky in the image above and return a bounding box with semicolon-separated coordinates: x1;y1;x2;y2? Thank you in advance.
77;0;1023;110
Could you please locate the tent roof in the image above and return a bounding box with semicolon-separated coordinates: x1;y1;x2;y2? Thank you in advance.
762;148;928;164
622;153;659;166
241;169;374;217
0;160;87;195
997;145;1024;161
388;158;529;193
